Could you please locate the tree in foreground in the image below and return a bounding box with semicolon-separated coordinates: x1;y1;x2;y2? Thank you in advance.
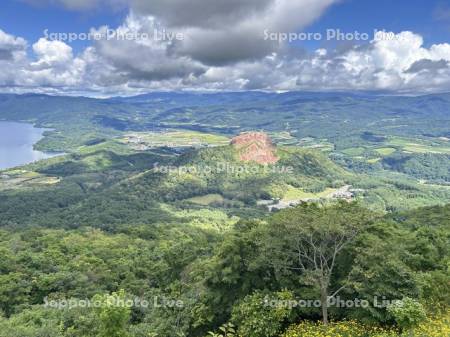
259;202;375;324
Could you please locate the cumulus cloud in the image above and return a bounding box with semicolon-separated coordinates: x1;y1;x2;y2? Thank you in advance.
406;59;449;73
0;30;28;86
90;15;206;83
130;0;273;28
145;0;336;65
21;0;337;65
0;29;27;61
0;30;85;89
1;17;450;95
290;31;450;92
31;38;73;67
13;1;450;95
27;39;85;87
160;31;449;93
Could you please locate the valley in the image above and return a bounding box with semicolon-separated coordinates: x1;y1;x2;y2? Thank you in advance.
0;92;449;337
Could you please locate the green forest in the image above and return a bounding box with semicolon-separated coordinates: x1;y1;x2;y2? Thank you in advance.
0;202;448;337
0;92;449;337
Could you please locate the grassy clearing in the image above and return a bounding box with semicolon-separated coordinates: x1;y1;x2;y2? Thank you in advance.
342;147;366;156
80;152;114;170
388;137;450;154
375;147;397;156
77;140;133;155
121;130;229;150
282;185;338;201
185;194;225;205
0;170;60;190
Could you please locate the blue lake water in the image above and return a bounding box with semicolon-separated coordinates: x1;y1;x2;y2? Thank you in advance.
0;121;60;170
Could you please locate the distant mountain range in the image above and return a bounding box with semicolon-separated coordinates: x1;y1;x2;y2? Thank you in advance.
0;91;449;153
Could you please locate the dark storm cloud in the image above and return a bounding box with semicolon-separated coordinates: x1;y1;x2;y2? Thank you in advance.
19;0;337;66
130;0;273;28
93;36;206;81
171;29;278;66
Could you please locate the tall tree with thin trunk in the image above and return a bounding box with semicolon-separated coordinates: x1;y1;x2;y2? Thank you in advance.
258;202;374;324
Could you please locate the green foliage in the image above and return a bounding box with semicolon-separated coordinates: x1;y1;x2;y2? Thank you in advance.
94;290;131;337
0;91;450;337
0;272;31;316
382;153;450;183
387;298;427;332
0;307;65;337
2;92;449;155
0;201;448;336
282;320;399;337
207;323;237;337
258;202;375;323
231;291;294;337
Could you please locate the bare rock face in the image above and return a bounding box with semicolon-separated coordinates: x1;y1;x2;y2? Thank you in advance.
231;132;279;164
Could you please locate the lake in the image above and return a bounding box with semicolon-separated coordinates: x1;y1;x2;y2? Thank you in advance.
0;121;60;170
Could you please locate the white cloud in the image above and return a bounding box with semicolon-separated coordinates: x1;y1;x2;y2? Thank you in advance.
12;0;450;95
0;29;27;61
31;38;73;67
0;30;85;89
90;15;206;82
21;0;338;65
160;0;336;65
300;31;450;92
173;31;450;93
1;23;450;95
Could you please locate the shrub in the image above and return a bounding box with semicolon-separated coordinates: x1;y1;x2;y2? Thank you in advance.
93;290;131;337
231;291;295;337
387;298;427;332
281;312;450;337
411;311;450;337
207;322;237;337
282;320;398;337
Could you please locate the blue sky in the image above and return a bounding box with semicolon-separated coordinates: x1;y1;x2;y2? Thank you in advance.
0;1;127;52
306;0;450;48
2;0;449;53
0;0;450;95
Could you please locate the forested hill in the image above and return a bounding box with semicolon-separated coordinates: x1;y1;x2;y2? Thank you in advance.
0;138;349;229
1;91;450;152
0;92;449;336
0;201;448;336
